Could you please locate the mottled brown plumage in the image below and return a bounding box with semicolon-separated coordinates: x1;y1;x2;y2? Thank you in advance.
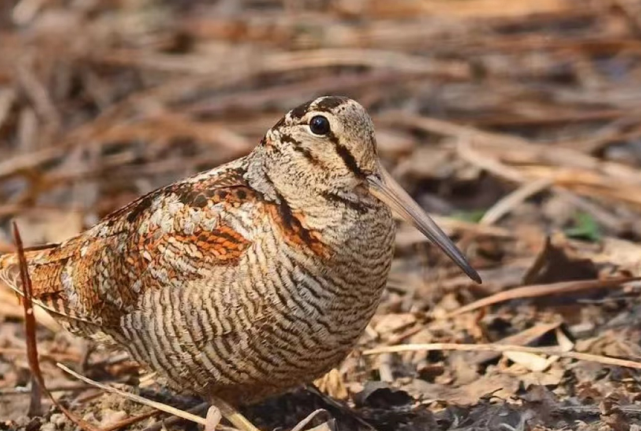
0;96;479;416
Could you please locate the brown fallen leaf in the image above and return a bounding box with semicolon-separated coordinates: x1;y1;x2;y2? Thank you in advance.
410;372;520;405
314;369;349;401
467;321;561;365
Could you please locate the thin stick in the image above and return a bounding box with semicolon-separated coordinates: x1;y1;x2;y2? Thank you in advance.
0;383;94;397
480;178;553;225
102;410;159;431
141;402;209;431
444;276;641;318
0;347;81;362
363;343;641;370
15;222;42;417
13;222;98;431
56;363;208;426
210;395;260;431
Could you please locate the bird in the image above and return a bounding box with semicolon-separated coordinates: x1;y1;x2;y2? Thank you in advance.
0;96;480;430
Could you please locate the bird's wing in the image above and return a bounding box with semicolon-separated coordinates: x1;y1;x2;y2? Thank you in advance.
0;158;259;334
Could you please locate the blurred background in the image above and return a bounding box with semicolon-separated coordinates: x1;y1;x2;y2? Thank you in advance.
5;0;641;247
4;0;641;430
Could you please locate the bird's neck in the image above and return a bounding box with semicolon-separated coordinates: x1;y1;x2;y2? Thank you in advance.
243;151;384;232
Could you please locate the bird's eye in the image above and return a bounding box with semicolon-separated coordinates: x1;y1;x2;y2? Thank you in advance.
309;115;331;135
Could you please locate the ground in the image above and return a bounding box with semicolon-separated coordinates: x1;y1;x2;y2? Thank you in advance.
3;0;641;430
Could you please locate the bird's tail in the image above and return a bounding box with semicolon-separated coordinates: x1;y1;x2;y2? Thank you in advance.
0;247;90;324
0;251;65;330
0;252;23;295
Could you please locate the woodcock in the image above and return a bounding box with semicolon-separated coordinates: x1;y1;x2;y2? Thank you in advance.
0;96;480;428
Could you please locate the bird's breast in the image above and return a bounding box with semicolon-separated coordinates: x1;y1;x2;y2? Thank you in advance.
249;203;397;354
208;204;397;401
120;201;397;402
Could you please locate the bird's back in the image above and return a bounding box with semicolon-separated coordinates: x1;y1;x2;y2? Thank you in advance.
0;159;255;337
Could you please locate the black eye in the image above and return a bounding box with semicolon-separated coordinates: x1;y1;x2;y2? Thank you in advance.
309;115;331;135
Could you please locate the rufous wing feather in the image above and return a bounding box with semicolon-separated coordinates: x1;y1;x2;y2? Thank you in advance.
0;161;256;339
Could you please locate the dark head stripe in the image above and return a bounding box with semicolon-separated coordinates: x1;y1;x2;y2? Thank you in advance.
289;96;350;121
334;143;365;178
313;96;349;112
327;131;365;179
289;100;313;120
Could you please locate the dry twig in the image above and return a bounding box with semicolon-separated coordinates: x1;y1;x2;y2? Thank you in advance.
13;222;98;430
364;343;641;371
57;364;239;431
445;276;641;318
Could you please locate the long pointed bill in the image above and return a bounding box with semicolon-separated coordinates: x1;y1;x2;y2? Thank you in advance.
367;165;482;284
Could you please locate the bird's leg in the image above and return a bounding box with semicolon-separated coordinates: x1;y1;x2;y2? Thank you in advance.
210;396;261;431
78;340;96;372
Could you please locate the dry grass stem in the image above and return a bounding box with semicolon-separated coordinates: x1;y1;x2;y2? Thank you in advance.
364;343;641;371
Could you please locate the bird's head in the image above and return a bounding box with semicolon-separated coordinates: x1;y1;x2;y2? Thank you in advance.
257;95;481;283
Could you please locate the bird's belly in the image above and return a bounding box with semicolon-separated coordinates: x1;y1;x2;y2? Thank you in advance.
119;218;395;403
